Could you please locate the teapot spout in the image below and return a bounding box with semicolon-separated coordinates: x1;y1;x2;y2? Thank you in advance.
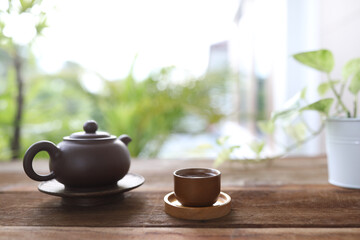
119;134;132;146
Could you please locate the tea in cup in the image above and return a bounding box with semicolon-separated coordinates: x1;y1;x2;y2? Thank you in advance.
173;168;221;207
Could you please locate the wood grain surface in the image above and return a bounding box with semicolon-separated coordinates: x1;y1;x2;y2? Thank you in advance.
1;227;360;240
0;156;328;192
0;185;359;228
1;157;360;239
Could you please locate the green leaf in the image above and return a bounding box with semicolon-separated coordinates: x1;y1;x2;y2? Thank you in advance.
349;71;360;95
317;80;340;96
285;122;307;142
35;17;48;35
293;49;334;73
257;120;275;134
214;145;240;167
300;98;334;116
342;58;360;81
283;88;306;109
19;0;36;13
216;136;229;146
271;88;306;121
249;140;265;155
196;144;213;150
300;87;307;99
271;108;298;122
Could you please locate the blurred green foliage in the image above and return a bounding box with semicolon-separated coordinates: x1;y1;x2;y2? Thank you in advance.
95;67;228;157
0;0;55;160
0;0;230;161
0;57;230;160
0;57;15;159
0;60;93;159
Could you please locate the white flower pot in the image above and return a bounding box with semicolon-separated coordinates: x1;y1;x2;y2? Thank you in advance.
326;117;360;189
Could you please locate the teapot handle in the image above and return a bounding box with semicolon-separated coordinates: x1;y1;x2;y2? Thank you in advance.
23;141;60;181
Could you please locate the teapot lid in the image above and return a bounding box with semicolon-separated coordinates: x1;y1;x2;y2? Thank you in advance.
66;120;115;140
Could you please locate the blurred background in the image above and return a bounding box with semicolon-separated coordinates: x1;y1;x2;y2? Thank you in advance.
1;0;360;161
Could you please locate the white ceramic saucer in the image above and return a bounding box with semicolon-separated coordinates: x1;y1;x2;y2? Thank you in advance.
164;191;231;220
38;173;145;206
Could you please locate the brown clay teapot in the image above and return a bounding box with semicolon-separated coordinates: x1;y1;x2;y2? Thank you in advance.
23;120;132;188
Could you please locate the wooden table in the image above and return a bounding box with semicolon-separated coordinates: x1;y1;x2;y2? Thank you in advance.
1;156;360;239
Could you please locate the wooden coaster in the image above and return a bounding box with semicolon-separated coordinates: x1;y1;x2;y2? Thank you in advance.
164;192;231;220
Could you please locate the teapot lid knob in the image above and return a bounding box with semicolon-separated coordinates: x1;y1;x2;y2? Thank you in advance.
83;120;98;134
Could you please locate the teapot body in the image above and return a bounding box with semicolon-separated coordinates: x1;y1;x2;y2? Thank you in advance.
23;120;132;189
51;138;130;188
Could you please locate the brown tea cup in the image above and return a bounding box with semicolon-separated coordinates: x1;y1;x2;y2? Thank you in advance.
173;168;221;207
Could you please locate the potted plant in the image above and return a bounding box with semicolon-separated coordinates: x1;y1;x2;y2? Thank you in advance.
294;50;360;189
216;49;360;189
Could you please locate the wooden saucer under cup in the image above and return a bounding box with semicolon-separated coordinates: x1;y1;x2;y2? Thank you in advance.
164;191;231;220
